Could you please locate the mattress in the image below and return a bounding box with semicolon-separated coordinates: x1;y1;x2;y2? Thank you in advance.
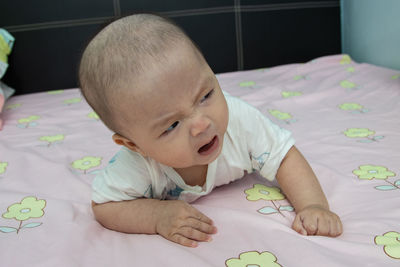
1;54;399;266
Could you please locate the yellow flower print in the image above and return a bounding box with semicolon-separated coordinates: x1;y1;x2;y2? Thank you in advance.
281;91;302;98
17;115;40;128
344;128;383;142
340;55;352;65
87;111;99;120
47;89;64;94
344;128;374;138
72;156;102;174
346;67;355;73
1;196;46;234
269;109;296;124
18;115;40;124
353;165;395;180
63;97;82;105
0;162;8;174
5;103;21;110
375;232;400;259
339;103;368;114
340;80;357;89
339;103;363;111
2;196;46;221
269;110;291;120
245;184;293;216
245;184;285;201
39;134;65;146
294;75;308;80
392;74;399;80
239;81;256;87
226;251;282;267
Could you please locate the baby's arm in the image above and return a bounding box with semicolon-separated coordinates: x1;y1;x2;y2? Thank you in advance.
276;146;342;237
92;198;217;247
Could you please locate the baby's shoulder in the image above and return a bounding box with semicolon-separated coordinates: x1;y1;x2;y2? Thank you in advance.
224;93;262;127
107;147;151;172
101;147;159;183
225;93;260;115
113;146;143;161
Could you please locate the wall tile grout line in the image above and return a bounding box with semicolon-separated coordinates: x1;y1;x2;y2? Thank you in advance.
235;0;244;70
2;1;339;33
3;7;236;32
4;17;113;33
161;6;234;18
113;0;122;18
241;1;339;12
2;0;340;33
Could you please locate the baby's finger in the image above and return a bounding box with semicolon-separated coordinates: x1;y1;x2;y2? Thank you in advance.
171;233;198;248
190;209;214;225
180;226;212;242
337;218;343;235
302;216;318;235
186;217;217;234
315;217;330;236
329;216;343;237
292;215;307;235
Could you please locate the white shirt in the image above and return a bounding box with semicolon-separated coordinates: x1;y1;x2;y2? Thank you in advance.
92;93;295;203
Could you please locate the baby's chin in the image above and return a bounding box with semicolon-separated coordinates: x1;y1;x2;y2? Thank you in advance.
169;149;222;169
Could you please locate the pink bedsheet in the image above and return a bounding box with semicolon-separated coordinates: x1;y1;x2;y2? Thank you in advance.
1;55;399;266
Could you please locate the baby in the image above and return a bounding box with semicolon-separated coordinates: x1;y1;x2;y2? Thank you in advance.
79;13;342;248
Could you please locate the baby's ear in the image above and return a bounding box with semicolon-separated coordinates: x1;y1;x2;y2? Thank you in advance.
112;133;146;156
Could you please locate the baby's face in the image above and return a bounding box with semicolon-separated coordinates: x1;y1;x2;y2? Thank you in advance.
119;44;228;169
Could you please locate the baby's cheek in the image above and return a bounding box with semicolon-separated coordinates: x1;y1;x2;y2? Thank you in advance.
164;145;194;167
218;100;229;132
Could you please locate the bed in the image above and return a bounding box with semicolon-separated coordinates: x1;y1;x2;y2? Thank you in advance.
1;54;399;266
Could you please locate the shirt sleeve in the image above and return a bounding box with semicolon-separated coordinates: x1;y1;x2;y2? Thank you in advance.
229;95;295;181
92;147;153;204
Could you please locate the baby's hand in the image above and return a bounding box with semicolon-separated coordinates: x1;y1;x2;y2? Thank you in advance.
292;204;342;237
154;200;217;248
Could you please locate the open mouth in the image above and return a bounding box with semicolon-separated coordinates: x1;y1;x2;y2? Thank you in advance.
198;136;218;155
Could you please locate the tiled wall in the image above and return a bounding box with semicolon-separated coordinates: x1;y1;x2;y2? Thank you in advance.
2;0;340;95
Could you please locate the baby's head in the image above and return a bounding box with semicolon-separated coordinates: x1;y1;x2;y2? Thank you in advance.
79;14;193;134
79;14;228;168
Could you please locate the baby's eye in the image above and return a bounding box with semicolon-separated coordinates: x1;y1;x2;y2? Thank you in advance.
165;121;179;133
200;89;214;103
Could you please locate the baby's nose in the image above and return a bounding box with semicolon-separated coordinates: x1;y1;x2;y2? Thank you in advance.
190;115;211;137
